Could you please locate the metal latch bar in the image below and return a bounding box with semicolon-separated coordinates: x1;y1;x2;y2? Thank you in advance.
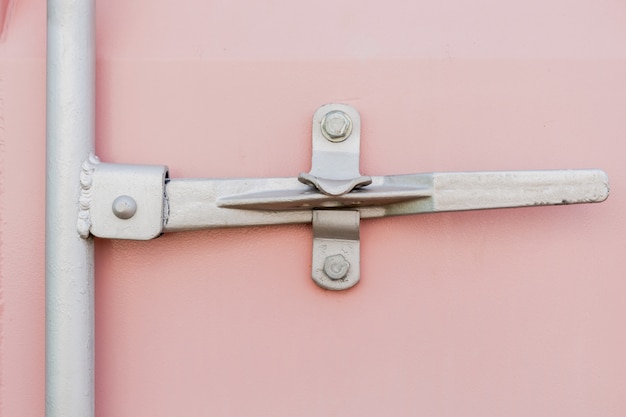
82;103;610;290
161;169;608;228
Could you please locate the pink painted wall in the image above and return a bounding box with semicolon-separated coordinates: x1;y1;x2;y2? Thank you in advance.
2;1;626;416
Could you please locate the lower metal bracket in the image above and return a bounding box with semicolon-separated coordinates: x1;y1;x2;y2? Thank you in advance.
312;210;360;290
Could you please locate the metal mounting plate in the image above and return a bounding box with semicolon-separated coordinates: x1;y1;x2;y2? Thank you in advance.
87;161;168;240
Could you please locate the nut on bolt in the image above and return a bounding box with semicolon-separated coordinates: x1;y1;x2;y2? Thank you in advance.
323;254;350;280
321;110;352;142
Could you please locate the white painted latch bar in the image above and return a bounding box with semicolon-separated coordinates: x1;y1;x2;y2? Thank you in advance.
80;104;609;290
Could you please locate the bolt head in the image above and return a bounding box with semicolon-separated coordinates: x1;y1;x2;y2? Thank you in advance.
321;110;352;142
112;195;137;219
323;254;350;280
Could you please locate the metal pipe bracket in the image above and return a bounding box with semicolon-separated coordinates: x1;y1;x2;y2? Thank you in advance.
79;155;168;240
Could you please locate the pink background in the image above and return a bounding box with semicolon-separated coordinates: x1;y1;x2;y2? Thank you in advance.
2;0;626;416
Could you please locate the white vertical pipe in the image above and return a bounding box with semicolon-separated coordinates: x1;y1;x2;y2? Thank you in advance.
46;0;95;416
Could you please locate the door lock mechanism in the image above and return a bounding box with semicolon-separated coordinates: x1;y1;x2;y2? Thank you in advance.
79;104;610;290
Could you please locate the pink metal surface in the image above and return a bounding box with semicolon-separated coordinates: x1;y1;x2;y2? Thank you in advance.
0;0;12;40
2;0;626;416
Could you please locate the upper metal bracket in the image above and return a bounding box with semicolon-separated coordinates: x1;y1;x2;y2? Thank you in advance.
78;155;169;240
298;104;371;196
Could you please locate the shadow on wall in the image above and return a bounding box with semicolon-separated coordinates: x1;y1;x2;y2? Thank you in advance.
0;0;15;42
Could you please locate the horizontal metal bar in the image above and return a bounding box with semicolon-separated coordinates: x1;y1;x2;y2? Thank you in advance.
216;185;432;211
377;168;609;218
429;169;609;212
163;169;608;232
164;178;313;231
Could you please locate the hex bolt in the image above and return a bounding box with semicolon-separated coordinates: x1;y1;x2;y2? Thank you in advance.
321;110;352;142
112;195;137;220
323;254;350;280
